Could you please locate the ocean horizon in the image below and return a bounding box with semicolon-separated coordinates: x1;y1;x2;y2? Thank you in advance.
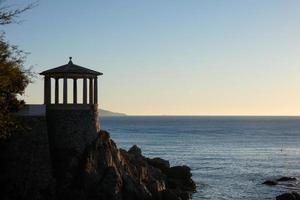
106;115;300;118
101;116;300;200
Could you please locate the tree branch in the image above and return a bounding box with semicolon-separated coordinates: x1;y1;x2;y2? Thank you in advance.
0;1;38;25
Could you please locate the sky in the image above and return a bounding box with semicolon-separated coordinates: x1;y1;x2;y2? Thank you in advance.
3;0;300;115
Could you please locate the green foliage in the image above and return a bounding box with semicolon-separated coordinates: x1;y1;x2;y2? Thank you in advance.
0;1;35;139
0;34;31;139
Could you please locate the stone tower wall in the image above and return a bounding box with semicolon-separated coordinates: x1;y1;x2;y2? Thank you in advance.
46;104;99;185
0;116;55;199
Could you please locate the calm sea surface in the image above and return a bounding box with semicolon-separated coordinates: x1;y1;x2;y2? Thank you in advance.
100;116;300;200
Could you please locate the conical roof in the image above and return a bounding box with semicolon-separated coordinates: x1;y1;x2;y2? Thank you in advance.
40;57;103;76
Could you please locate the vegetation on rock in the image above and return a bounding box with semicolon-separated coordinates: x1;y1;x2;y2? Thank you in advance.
0;1;35;139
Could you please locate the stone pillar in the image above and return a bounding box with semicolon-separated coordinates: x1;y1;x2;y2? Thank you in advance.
94;77;98;104
44;76;51;104
44;77;47;104
55;78;59;104
83;78;87;104
63;76;68;104
73;78;77;104
89;78;94;104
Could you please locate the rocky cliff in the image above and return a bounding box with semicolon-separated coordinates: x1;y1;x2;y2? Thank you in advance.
0;123;196;200
76;130;196;200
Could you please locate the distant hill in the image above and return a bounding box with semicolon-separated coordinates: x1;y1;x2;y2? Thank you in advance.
99;109;126;116
17;105;126;117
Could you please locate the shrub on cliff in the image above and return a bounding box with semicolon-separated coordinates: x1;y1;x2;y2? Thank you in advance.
0;1;35;139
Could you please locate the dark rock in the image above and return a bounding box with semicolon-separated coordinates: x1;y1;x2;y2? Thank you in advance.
162;190;181;200
128;145;142;156
82;131;196;199
122;174;152;200
277;177;297;182
0;129;196;200
276;192;300;200
276;193;295;200
99;130;110;141
166;166;192;180
179;191;192;200
148;157;170;172
166;166;196;193
147;179;166;200
263;180;278;186
99;167;123;199
292;192;300;200
181;178;197;191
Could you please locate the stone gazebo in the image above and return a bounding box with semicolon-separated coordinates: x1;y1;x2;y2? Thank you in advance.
40;57;102;105
40;58;103;184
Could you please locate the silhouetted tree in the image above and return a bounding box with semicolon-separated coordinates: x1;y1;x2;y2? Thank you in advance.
0;1;35;25
0;1;36;139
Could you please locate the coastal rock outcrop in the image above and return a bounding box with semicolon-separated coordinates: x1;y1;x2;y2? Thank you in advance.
263;176;299;200
78;130;196;200
276;192;300;200
263;180;278;186
277;177;297;182
263;176;298;186
0;129;196;200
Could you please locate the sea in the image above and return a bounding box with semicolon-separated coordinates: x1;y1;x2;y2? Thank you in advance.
100;116;300;200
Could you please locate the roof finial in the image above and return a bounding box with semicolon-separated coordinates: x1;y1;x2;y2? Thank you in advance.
68;56;73;64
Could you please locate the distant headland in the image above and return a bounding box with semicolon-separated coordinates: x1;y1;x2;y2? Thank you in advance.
16;104;126;117
100;109;127;117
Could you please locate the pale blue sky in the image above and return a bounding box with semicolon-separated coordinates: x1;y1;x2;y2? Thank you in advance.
4;0;300;115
